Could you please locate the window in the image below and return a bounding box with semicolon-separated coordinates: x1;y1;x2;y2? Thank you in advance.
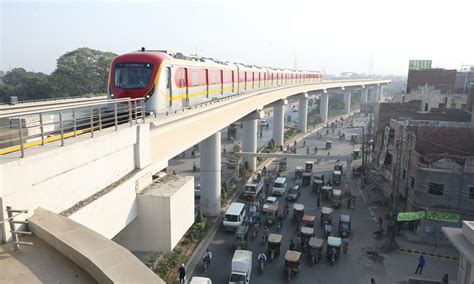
410;177;415;188
428;182;444;195
402;169;407;179
451;102;456;109
424;103;429;111
192;71;199;86
114;62;154;89
469;187;474;199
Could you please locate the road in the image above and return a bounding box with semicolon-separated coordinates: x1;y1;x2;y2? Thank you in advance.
189;114;459;283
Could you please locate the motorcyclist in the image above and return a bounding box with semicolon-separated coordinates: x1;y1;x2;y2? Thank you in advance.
283;202;289;217
258;252;267;263
289;238;296;251
203;249;212;265
324;222;333;237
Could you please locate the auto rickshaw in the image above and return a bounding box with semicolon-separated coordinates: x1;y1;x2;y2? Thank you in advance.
308;237;324;266
263;203;279;226
284;250;301;280
320;206;334;226
351;134;358;143
295;166;304;179
300;226;314;251
338;214;351;237
352;149;361;160
267;233;282;262
333;171;342;185
292;203;304;223
279;158;287;171
326;236;342;265
331;189;342;208
302;215;315;228
302;172;311;186
334;164;343;175
234;225;249;250
322;186;333;200
312;178;323;193
305;161;314;173
325;141;332;150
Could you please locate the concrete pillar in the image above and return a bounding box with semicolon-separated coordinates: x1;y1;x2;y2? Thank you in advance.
344;90;351;114
361;88;368;103
376;86;381;102
379;85;384;102
346;160;353;195
273;101;285;146
298;93;308;133
242;119;257;171
200;132;221;217
320;93;329;123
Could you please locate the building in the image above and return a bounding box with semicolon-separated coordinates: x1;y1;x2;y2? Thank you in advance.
393;84;468;111
379;118;474;244
443;221;474;283
455;66;474;94
407;68;457;94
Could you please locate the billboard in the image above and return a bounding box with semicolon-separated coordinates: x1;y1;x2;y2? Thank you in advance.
409;60;432;70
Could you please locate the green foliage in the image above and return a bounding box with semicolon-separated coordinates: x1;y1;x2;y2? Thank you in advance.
50;47;117;97
156;247;185;279
0;68;52;102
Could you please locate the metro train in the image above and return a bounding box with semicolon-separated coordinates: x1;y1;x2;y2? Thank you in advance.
108;48;323;112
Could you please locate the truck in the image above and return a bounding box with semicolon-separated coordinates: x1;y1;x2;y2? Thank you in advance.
243;172;263;198
229;250;252;284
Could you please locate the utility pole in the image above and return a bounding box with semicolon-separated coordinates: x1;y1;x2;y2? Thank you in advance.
361;126;365;167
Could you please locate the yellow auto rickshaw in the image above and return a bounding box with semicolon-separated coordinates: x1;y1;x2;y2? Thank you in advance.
284;250;301;280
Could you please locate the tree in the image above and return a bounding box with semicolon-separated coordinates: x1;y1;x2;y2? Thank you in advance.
49;47;116;97
0;68;51;102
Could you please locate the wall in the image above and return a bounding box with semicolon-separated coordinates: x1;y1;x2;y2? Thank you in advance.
113;175;195;252
407;69;457;94
0;124;149;242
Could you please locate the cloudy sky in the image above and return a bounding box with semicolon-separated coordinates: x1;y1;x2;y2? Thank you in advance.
1;0;473;75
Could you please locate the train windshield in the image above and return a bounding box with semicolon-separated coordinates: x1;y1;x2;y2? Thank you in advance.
114;62;154;89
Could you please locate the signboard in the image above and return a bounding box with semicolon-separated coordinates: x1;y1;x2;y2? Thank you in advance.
426;210;460;223
397;211;425;221
408;60;432;70
396;210;460;223
378;126;391;166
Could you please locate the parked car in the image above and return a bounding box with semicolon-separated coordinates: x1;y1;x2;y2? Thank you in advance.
286;185;301;201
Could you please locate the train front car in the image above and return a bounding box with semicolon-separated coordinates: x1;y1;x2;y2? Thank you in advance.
108;51;170;113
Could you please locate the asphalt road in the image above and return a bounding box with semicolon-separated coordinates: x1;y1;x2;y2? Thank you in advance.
189;115;459;283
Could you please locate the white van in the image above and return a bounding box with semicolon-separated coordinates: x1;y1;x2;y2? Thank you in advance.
223;202;246;231
272;177;287;195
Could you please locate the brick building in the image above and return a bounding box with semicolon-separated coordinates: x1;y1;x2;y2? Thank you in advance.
379;118;474;244
407;68;457;94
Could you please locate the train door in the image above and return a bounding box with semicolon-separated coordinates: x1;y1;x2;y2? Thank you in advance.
205;69;209;99
244;72;247;91
183;68;189;107
232;70;235;93
166;67;172;107
220;70;224;95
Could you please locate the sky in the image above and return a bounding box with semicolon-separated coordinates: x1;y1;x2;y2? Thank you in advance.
1;0;473;76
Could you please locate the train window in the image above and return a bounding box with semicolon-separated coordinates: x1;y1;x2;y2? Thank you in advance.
192;71;199;86
114;62;153;89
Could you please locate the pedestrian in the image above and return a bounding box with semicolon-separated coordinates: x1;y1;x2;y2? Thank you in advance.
442;273;448;284
306;147;310;154
370;278;376;284
347;196;352;209
303;140;306;147
280;145;283;151
260;131;263;138
178;264;186;284
172;170;177;175
415;254;425;274
191;150;196;158
314;146;318;154
378;216;383;229
351;195;356;210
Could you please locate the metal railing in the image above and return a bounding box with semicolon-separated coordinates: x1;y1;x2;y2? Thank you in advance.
0;98;146;158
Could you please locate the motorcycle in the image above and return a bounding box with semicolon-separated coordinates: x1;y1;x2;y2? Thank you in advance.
329;251;336;265
342;239;348;254
252;227;259;240
261;234;267;246
277;221;282;232
203;256;210;272
374;228;384;240
258;259;265;273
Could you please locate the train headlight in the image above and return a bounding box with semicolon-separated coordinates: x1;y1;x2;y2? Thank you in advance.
144;85;155;102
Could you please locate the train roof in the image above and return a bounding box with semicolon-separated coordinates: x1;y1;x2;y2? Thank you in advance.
118;49;322;74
